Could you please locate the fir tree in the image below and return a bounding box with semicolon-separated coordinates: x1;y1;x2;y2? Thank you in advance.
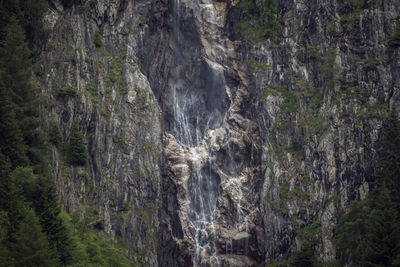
0;86;28;168
10;209;60;267
365;185;400;266
34;176;75;264
335;200;369;265
374;111;400;206
291;245;315;267
0;17;33;113
68;121;88;166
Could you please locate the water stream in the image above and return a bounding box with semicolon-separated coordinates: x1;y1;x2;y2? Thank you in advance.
168;0;243;264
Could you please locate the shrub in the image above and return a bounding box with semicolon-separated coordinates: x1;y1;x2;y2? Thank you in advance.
94;30;103;48
57;86;78;99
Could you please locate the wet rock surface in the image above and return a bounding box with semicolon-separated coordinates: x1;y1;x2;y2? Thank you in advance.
36;0;400;266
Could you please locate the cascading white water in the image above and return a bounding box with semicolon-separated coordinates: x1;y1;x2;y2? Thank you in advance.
170;0;222;265
169;0;248;264
170;1;226;265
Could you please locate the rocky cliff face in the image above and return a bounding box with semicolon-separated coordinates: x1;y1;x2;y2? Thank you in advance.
35;0;400;266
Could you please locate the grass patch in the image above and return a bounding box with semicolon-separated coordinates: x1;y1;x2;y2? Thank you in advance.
234;0;279;44
246;59;271;72
286;140;303;158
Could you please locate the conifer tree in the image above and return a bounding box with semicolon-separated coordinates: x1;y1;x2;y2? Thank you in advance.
291;245;315;267
10;209;60;267
0;86;28;168
69;121;88;166
365;185;400;266
34;176;75;264
374;111;400;205
0;17;33;112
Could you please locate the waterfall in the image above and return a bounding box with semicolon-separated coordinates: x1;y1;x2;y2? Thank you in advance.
168;0;246;265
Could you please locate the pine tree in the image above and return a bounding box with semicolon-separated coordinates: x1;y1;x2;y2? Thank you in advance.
0;211;11;266
0;17;33;113
291;245;315;267
365;185;400;266
0;86;28;168
374;111;400;205
10;209;60;267
68;121;88;166
335;200;369;265
34;176;75;264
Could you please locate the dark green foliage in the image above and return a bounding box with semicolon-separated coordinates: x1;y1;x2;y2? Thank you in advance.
0;18;33;109
61;0;83;8
280;90;298;114
0;7;132;267
246;59;271;72
342;0;373;13
287;140;303;158
291;245;315;267
19;0;49;47
94;30;103;48
11;167;37;202
0;0;48;49
365;186;400;266
0;12;80;266
335;113;400;265
388;29;400;48
64;208;133;266
374;111;400;198
335;200;369;265
0;89;28;168
34;176;75;264
10;209;60;267
321;48;338;90
68;121;88;166
57;85;79;99
49;122;63;146
306;117;324;132
362;58;380;71
119;202;131;213
309;89;323;109
234;0;279;43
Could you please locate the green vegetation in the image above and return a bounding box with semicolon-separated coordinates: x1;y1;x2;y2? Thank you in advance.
342;0;372;12
94;30;103;48
113;135;125;146
104;55;127;95
0;12;79;266
335;112;400;266
61;209;133;266
306;117;324;132
246;59;271;72
68;121;88;166
61;0;82;9
49;122;63;146
57;84;79;99
286;140;303;159
388;27;400;48
234;0;279;43
265;84;299;114
362;58;380;71
321;48;338;90
119;202;130;213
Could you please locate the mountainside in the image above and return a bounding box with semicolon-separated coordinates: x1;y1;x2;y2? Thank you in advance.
1;0;400;266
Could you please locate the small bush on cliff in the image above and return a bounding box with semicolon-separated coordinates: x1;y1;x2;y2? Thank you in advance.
94;30;103;48
388;26;400;48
